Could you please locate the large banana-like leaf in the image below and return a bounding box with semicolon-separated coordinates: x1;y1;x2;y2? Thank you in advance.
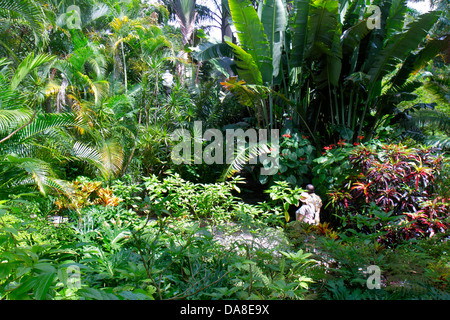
290;0;311;68
260;0;287;78
225;41;263;85
306;0;340;58
192;41;234;61
391;34;450;89
384;0;408;40
228;0;273;84
367;11;440;88
341;20;371;56
290;0;341;84
306;0;341;86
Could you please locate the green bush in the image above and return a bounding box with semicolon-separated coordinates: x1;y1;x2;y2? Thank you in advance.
260;128;316;187
312;140;450;243
142;173;241;221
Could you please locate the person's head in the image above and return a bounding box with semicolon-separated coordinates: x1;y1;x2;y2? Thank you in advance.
306;184;315;194
299;192;311;204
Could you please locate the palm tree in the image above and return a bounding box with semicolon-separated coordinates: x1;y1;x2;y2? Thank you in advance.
0;54;81;198
0;47;136;200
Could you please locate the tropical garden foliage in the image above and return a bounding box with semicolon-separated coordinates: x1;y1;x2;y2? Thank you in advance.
0;0;449;301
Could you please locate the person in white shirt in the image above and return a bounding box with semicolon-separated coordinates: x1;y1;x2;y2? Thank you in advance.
296;184;322;225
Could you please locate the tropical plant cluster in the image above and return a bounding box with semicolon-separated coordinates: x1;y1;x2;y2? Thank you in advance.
0;0;449;301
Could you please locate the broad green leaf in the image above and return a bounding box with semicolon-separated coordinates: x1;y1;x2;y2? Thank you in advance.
260;0;287;78
290;0;311;67
384;0;408;40
34;272;56;300
9;276;36;299
341;20;371;56
367;11;440;88
306;0;340;59
193;41;234;61
225;41;263;85
228;0;273;84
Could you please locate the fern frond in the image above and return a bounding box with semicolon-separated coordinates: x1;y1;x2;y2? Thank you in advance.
238;262;271;287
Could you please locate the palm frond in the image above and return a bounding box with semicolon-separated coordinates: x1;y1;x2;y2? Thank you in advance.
0;154;66;196
409;109;450;133
0;108;32;134
220;141;271;181
9;52;55;91
0;0;46;36
72;141;103;167
391;34;450;89
170;0;197;44
11;113;80;145
425;135;450;151
100;139;124;180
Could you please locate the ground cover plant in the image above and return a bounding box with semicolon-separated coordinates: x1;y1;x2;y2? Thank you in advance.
0;0;449;302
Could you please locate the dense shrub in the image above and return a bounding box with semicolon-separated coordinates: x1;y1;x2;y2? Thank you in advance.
260;128;316;187
313;140;450;243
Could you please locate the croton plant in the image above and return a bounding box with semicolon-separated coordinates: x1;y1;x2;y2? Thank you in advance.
314;140;450;244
